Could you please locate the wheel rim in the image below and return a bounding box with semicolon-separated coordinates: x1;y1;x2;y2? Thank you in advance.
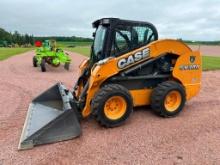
104;96;127;120
164;91;182;112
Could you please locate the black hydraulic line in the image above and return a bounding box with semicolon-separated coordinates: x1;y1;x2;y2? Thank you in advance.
79;81;89;101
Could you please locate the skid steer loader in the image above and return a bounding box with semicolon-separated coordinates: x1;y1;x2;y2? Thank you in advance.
19;18;201;150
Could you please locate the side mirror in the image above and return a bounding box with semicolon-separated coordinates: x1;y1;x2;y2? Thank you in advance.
92;32;96;38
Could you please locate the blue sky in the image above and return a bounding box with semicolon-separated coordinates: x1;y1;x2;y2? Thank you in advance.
0;0;220;40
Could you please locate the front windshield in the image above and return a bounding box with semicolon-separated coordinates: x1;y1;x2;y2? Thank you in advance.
93;25;106;56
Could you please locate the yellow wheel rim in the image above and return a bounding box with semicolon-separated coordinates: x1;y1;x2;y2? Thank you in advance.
104;96;127;120
164;91;182;112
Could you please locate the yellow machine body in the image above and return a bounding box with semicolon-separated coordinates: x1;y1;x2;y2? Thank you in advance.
76;39;201;118
19;18;201;150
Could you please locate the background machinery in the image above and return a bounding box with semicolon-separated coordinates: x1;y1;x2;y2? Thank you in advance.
19;18;201;150
33;40;71;72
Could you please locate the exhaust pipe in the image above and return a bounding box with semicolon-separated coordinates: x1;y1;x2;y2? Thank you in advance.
18;83;81;150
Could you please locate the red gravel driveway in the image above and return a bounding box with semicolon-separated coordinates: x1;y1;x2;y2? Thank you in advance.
0;51;220;164
189;45;220;57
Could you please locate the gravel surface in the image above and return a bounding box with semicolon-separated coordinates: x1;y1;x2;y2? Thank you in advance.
0;51;220;165
189;45;220;56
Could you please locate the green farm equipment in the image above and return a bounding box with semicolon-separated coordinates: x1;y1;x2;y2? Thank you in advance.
33;40;71;72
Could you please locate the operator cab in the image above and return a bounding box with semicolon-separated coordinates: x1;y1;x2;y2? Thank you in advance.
91;18;158;63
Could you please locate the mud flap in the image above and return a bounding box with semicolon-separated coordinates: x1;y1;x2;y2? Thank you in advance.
18;82;81;150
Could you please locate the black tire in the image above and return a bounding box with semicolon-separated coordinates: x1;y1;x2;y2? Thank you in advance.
91;84;133;128
33;56;37;67
40;59;46;72
150;81;186;117
64;62;70;70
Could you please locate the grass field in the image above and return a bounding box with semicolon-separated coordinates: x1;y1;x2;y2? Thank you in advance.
66;46;220;71
57;41;91;56
0;48;33;61
202;56;220;71
1;44;220;72
65;46;90;57
57;41;92;47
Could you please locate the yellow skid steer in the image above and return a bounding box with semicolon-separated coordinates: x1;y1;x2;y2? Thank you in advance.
19;18;201;150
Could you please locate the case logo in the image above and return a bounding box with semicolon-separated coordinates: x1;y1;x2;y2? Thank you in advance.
117;48;150;69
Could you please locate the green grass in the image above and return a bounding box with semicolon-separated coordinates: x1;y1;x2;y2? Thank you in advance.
1;46;220;72
57;41;92;47
0;48;33;60
66;46;220;71
65;46;90;57
202;56;220;71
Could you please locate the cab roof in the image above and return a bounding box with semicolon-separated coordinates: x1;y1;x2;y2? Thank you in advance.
92;18;156;29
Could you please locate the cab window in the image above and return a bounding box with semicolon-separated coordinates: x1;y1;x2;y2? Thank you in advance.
113;29;131;55
111;24;157;57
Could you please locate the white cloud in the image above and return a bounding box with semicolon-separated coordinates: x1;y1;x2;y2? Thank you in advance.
0;0;219;40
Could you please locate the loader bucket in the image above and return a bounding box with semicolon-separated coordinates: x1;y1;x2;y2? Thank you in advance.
18;83;81;150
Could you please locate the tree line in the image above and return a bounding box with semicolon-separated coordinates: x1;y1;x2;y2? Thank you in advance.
184;40;220;45
0;27;93;47
2;26;219;47
0;27;34;47
34;36;93;42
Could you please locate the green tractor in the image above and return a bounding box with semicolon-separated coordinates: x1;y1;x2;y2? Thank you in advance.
33;40;71;72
